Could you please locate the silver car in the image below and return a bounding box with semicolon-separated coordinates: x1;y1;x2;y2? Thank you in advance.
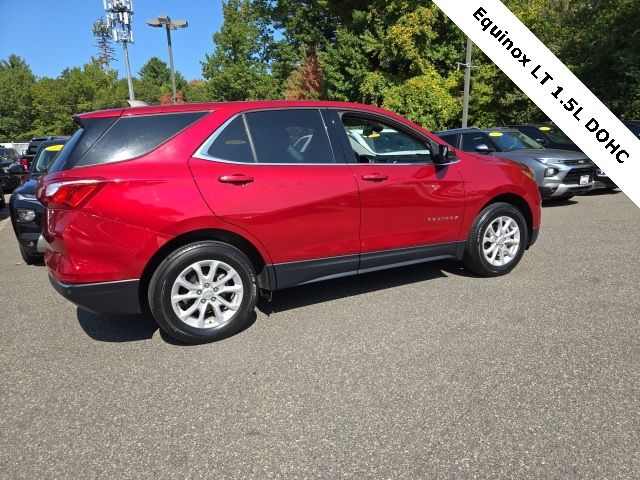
437;128;596;200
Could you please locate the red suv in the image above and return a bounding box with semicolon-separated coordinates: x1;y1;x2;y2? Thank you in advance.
39;101;541;343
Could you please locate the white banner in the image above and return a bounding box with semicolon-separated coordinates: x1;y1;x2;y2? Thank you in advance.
432;0;640;208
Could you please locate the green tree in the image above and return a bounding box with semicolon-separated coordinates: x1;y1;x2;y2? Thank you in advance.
320;2;463;129
136;57;186;104
202;0;277;100
0;55;36;140
184;80;210;103
30;60;127;135
564;0;640;118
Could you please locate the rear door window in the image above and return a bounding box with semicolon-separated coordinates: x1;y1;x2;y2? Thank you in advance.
205;116;254;163
245;109;335;164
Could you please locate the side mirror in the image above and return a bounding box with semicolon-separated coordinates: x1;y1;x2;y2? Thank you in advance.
434;143;457;165
535;137;549;146
474;144;494;154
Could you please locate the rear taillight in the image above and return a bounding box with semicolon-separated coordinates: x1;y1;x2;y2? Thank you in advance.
19;156;29;172
37;178;106;209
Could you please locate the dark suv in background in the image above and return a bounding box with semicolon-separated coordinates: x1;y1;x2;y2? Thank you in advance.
437;127;596;201
9;139;68;263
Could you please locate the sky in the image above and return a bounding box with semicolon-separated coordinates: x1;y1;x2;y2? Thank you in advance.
0;0;225;80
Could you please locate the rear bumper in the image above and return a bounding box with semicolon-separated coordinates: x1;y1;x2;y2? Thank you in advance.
49;275;141;315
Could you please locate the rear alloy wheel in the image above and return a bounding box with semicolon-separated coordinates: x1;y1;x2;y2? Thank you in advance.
463;202;528;277
148;241;258;344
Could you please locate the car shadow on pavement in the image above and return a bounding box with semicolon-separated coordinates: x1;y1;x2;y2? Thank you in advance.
542;199;578;208
76;307;258;345
77;308;158;342
585;189;621;197
259;260;460;315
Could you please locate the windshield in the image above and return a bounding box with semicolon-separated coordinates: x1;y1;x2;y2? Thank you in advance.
33;144;65;174
491;131;544;151
539;126;572;143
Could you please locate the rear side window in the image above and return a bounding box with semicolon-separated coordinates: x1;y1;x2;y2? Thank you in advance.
76;112;207;167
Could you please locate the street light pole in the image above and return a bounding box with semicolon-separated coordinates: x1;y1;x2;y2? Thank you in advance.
164;24;177;104
147;15;188;104
461;37;473;128
122;40;135;101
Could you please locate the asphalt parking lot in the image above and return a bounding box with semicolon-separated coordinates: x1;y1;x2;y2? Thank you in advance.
0;191;638;479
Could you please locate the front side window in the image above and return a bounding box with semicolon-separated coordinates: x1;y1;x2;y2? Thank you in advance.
340;114;432;163
460;133;491;151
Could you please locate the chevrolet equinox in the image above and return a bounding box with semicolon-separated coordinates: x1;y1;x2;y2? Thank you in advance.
39;101;541;343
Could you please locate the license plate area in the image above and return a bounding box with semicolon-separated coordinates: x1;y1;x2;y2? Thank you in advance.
579;174;590;185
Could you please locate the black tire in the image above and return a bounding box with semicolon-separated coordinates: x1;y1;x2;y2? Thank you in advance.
463;202;528;277
19;245;40;265
148;241;258;344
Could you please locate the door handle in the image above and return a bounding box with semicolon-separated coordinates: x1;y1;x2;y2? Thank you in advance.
218;174;254;185
362;173;388;182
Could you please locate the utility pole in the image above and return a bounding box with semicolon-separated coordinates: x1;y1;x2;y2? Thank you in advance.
147;15;188;104
105;0;135;101
457;37;477;128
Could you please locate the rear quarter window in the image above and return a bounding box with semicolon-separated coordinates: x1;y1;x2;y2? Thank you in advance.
75;111;207;168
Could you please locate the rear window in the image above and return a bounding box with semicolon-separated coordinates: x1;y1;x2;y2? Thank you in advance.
76;111;207;168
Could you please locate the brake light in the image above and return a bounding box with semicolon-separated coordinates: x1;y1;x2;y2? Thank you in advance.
19;156;29;172
37;178;106;209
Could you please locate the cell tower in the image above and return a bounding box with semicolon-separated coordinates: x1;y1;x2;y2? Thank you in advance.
104;0;135;100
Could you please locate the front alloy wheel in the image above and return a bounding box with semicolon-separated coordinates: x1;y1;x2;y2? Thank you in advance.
481;216;521;267
463;202;528;277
